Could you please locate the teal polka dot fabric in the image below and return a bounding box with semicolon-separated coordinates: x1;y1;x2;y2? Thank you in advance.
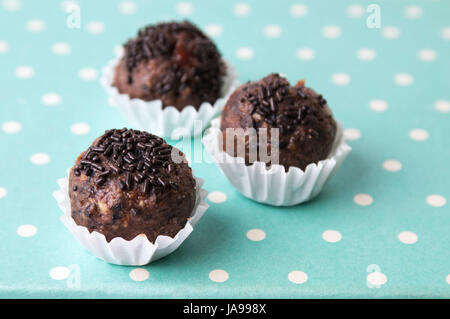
1;0;449;298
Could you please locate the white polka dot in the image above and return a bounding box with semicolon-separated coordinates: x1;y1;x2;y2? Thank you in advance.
344;128;361;141
176;2;193;16
383;160;402;172
26;19;46;33
395;73;413;86
86;21;105;34
322;25;341;39
60;0;78;12
209;269;229;283
357;48;376;61
347;4;364;18
235;47;254;60
435;100;450;113
233;3;251;16
78;68;98;81
446;274;450;284
296;48;315;61
322;230;342;243
246;229;266;241
418;49;437;62
369;99;388;112
207;191;227;203
382;26;400;39
367;272;387;286
204;24;223;38
288;271;308;284
0;187;7;198
118;1;136;15
17;224;37;237
42;93;62;106
263;24;282;38
354;194;373;206
30;152;50;165
2;121;22;134
114;45;124;57
409;129;429;141
426;194;446;207
405;5;423;19
49;266;70;280
3;0;21;11
331;73;350;86
129;268;149;281
441;27;450;40
290;4;308;17
70;122;90;135
52;42;71;55
398;231;418;244
0;40;10;53
14;66;34;79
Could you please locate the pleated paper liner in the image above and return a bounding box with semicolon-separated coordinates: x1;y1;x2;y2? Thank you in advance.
53;170;209;265
203;118;351;206
100;53;239;139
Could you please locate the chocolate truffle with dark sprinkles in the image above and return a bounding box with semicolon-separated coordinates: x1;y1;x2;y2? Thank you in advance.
68;128;196;242
220;73;337;171
113;20;225;111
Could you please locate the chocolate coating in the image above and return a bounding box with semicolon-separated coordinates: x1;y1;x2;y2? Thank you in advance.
68;129;196;243
113;21;225;111
220;73;337;171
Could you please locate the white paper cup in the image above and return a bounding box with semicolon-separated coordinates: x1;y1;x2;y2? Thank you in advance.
100;53;239;139
202;118;352;206
53;170;209;265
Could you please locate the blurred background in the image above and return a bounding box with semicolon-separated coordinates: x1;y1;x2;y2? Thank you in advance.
0;0;449;298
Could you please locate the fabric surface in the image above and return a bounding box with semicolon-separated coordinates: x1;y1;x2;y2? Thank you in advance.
0;0;449;298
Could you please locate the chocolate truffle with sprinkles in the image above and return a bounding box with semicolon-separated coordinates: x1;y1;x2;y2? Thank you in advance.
68;128;196;242
113;20;225;110
220;73;337;171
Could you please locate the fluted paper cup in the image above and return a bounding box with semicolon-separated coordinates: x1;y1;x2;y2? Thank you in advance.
100;53;239;139
202;118;351;206
53;170;209;265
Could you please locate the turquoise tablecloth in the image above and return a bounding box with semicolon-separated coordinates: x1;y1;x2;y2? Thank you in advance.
0;0;449;298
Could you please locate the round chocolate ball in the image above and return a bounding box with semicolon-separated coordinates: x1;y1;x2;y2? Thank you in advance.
113;21;225;110
220;73;337;171
68;128;196;242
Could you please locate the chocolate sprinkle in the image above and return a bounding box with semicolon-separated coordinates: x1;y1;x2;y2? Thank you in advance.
74;128;179;194
122;20;224;101
242;74;312;148
130;208;139;216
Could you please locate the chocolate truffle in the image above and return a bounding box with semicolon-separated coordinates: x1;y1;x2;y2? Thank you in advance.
113;21;225;110
68;128;196;242
220;73;337;171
